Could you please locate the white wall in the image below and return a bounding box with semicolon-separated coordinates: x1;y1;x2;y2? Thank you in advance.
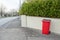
21;15;60;35
21;15;27;27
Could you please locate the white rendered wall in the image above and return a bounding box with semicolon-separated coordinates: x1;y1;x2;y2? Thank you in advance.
21;15;27;27
21;15;60;35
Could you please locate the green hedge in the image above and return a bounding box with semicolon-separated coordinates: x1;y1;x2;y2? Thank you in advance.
19;0;60;18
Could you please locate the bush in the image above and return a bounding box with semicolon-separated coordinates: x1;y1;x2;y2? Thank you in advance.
19;0;60;18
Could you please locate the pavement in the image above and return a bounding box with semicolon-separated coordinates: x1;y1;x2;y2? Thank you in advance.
0;16;60;40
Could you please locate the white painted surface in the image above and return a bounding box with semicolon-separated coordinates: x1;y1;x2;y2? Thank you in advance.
21;15;27;27
27;16;60;35
21;15;60;35
27;16;42;30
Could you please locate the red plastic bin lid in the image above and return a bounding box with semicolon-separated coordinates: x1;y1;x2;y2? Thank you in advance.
42;19;51;22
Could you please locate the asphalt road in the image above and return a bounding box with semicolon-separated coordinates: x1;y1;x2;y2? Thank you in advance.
0;16;21;28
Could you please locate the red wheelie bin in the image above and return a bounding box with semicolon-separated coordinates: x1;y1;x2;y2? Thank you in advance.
42;19;51;35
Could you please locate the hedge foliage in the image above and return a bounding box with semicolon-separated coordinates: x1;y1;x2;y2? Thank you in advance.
19;0;60;18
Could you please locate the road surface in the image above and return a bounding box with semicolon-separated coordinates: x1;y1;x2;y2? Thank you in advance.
0;16;21;28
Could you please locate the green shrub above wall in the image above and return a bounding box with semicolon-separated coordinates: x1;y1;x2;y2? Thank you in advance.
19;0;60;18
